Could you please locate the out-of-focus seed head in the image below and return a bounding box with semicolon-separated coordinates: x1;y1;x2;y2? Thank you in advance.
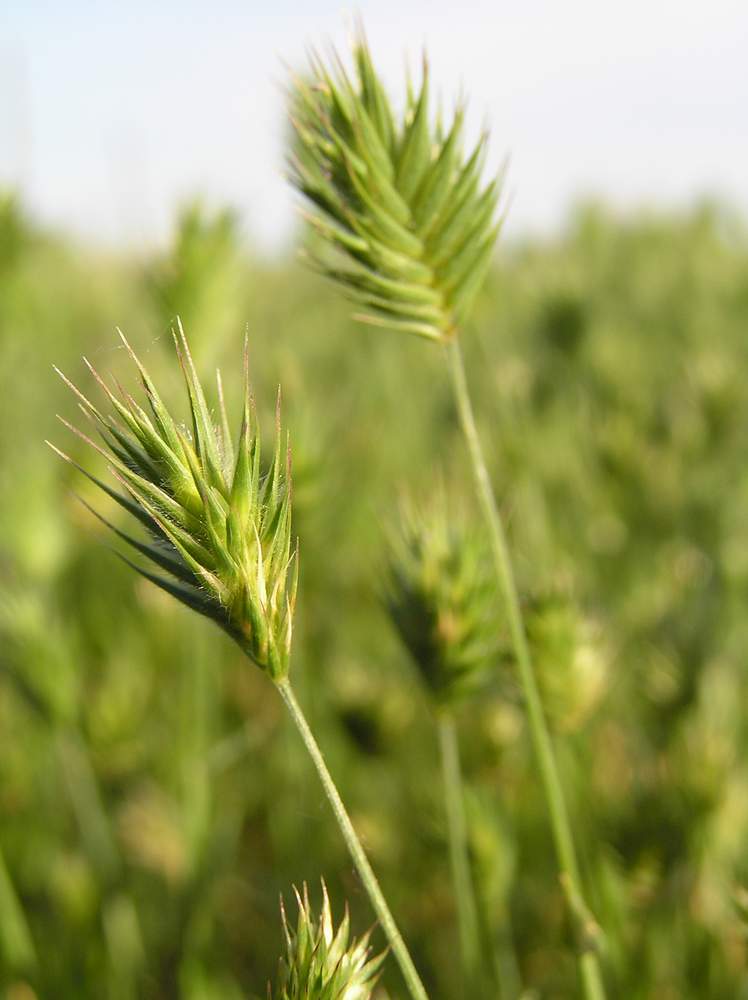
276;881;383;1000
524;593;609;731
385;497;498;710
288;27;503;342
49;323;298;681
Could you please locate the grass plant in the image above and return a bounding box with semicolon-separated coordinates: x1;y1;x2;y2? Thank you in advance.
385;497;496;992
9;21;744;1000
49;326;429;1000
289;31;606;998
14;183;748;1000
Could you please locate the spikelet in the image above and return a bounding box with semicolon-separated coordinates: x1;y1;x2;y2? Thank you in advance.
288;28;503;341
49;323;298;680
276;881;383;1000
385;496;498;709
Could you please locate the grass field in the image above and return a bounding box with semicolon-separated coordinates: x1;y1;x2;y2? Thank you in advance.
1;191;747;998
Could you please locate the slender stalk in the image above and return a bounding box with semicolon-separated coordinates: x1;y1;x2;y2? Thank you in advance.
444;337;606;1000
437;714;481;995
276;679;430;1000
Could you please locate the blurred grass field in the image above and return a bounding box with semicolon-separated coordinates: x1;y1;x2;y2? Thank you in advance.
1;191;747;998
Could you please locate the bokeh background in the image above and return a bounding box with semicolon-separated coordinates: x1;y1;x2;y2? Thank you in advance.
1;3;748;998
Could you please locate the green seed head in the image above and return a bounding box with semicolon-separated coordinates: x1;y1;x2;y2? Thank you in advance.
524;593;609;731
276;881;383;1000
50;323;298;681
385;497;498;710
289;28;503;341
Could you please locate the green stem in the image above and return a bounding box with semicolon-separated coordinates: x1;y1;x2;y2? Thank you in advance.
437;714;481;995
444;338;605;1000
276;679;430;1000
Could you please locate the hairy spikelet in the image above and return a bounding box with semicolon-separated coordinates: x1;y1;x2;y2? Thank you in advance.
49;323;298;680
276;882;383;1000
385;497;498;709
289;30;503;341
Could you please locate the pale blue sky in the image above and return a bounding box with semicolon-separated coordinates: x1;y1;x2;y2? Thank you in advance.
2;1;747;250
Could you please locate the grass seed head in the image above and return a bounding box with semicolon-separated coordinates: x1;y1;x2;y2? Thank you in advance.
276;880;383;1000
385;496;498;710
288;27;503;342
524;593;609;731
50;323;298;681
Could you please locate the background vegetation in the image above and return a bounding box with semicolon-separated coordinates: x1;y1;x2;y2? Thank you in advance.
1;191;747;998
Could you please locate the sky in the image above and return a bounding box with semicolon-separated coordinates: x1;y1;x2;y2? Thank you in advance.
1;0;747;251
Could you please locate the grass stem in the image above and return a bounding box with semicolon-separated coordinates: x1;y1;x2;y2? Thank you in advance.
277;679;430;1000
444;337;606;1000
438;713;482;996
